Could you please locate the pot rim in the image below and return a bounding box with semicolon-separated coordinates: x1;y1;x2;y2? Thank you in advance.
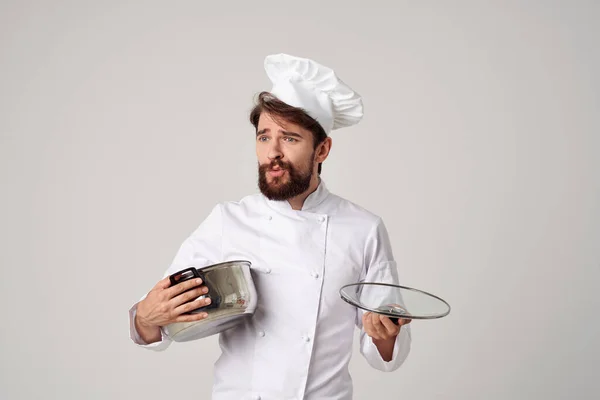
197;259;252;271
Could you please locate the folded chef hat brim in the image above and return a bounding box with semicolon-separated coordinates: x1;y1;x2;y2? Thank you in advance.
264;53;363;134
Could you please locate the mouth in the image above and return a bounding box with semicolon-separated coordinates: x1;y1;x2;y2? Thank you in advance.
267;168;286;178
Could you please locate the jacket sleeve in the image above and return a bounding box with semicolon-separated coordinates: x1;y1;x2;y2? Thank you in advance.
356;217;412;372
128;203;224;351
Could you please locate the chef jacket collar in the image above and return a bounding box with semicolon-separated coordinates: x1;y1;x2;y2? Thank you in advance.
264;178;330;213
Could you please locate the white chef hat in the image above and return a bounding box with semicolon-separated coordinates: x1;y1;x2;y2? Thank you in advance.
264;53;363;134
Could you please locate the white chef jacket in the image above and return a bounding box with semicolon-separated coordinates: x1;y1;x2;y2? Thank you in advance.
129;180;411;400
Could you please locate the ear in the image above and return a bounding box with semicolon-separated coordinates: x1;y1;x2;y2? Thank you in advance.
315;137;332;163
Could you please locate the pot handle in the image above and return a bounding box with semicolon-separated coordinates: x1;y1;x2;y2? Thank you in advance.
169;267;219;314
169;266;205;286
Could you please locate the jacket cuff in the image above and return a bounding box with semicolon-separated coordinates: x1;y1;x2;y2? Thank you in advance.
361;323;411;372
128;303;171;351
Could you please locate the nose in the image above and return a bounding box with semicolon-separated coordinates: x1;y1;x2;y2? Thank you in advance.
267;140;283;161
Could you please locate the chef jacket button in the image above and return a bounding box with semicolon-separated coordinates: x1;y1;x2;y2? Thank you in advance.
265;267;271;274
266;215;272;221
304;336;311;342
258;330;265;337
318;216;325;222
252;395;261;400
311;272;319;279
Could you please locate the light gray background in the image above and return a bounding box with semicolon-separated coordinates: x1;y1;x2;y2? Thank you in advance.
1;0;599;399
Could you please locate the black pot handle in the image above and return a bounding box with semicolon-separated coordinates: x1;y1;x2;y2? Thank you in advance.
169;266;205;286
169;267;220;314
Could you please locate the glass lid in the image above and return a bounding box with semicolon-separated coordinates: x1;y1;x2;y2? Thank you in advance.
339;282;451;320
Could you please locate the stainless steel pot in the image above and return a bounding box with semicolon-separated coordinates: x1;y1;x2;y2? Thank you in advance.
162;260;258;342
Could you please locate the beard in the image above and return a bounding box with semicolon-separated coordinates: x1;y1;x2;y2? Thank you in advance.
258;156;314;201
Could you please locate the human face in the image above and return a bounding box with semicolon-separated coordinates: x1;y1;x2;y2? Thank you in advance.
256;113;317;200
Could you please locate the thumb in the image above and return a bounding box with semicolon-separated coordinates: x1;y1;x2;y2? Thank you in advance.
153;276;172;290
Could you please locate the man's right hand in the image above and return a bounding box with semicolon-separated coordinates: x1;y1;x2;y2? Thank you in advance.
134;275;212;343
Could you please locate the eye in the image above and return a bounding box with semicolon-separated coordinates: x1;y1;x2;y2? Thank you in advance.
284;137;297;143
257;136;268;142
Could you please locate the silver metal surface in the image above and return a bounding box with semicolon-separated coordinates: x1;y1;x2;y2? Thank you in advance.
163;260;258;342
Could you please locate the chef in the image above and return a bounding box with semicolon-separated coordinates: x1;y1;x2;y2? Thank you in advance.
129;53;412;400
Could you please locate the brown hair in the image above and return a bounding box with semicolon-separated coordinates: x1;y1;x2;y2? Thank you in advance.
249;91;328;174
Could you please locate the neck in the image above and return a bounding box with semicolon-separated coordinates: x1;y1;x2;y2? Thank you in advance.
287;174;321;211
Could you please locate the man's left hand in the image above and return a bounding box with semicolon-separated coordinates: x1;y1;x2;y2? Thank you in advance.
362;311;411;341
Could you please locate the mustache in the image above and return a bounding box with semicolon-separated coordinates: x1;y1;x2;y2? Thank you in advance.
260;160;291;170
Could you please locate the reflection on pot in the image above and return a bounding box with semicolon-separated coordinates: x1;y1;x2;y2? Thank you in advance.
163;260;258;342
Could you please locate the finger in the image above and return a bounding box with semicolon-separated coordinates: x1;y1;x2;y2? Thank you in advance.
153;276;172;290
371;313;386;338
380;315;399;333
173;311;210;323
362;312;370;328
164;277;204;299
170;285;209;308
173;296;212;316
371;313;383;330
363;313;376;337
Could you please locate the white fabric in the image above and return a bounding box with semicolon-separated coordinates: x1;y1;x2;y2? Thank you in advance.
264;53;364;134
128;180;411;400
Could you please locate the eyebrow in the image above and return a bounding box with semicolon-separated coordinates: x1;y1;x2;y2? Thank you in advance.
257;128;303;139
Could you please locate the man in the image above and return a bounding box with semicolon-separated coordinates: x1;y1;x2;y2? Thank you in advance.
129;53;412;400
